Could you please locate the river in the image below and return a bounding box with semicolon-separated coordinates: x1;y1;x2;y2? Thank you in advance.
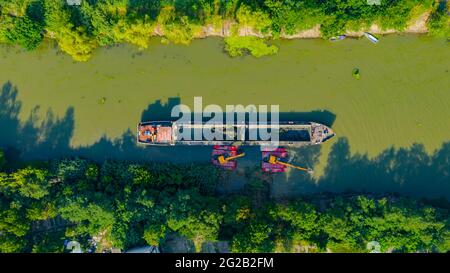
0;34;449;199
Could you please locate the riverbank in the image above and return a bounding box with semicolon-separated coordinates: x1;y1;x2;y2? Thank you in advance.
1;1;448;60
194;11;431;39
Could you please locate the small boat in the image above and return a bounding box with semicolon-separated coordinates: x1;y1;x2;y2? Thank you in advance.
330;35;346;42
363;32;378;44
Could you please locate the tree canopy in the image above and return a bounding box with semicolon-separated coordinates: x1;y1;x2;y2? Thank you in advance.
0;154;448;253
0;0;445;60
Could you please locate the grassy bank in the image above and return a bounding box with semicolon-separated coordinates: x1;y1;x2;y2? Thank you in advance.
0;154;448;253
0;0;448;60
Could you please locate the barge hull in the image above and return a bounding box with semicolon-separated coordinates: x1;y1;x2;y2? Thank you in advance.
137;121;335;147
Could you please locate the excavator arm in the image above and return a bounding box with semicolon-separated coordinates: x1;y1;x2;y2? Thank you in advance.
218;152;245;165
268;155;312;173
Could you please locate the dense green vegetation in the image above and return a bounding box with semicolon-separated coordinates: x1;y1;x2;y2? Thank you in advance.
0;0;447;60
0;154;448;253
428;1;450;38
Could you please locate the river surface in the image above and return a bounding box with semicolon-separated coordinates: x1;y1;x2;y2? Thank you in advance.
0;35;449;199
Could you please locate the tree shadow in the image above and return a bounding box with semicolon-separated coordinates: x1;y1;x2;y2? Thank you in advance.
317;137;450;199
1;81;449;200
273;137;450;200
279;110;336;127
0;82;21;148
0;82;75;163
140;97;181;121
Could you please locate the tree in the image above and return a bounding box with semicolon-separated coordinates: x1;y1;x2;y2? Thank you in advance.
0;167;50;199
4;15;43;50
0;233;26;253
165;190;222;251
231;221;274;252
428;2;450;38
143;224;166;246
58;197;114;236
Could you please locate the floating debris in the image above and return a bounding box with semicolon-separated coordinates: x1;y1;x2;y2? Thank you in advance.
98;97;107;105
352;68;361;79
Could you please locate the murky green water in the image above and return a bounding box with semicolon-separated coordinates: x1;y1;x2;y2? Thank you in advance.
0;35;449;198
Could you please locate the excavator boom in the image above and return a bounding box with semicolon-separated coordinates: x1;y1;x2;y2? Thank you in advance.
268;155;311;173
218;152;245;165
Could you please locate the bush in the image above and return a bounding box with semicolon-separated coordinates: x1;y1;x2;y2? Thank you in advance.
53;158;88;182
224;36;278;57
428;4;450;38
4;16;43;50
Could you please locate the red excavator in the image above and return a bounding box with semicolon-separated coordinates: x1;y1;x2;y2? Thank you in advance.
261;148;313;174
211;145;245;170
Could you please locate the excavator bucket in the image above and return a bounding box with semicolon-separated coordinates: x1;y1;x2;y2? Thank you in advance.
268;155;279;165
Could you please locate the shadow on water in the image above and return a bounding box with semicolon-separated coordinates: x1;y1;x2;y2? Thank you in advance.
271;137;450;200
0;82;74;162
140;97;181;121
279;110;336;127
0;83;211;164
1;82;449;199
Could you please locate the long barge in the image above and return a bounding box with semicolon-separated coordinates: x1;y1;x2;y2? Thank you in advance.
137;121;335;147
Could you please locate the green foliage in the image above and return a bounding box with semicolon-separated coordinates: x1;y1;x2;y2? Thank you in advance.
157;6;196;45
43;0;97;61
128;164;153;185
54;26;97;62
270;202;320;242
0;201;30;253
111;19;154;49
0;167;50;199
0;0;444;60
320;16;346;39
231;220;273;253
31;230;65;253
3;15;43;50
53;158;88;182
0;205;29;237
0;233;26;253
0;158;447;253
264;0;325;35
26;202;58;221
427;3;450;38
143;224;166;246
85;163;99;181
165;190;222;251
58;197;115;236
236;4;272;34
224;36;278;58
